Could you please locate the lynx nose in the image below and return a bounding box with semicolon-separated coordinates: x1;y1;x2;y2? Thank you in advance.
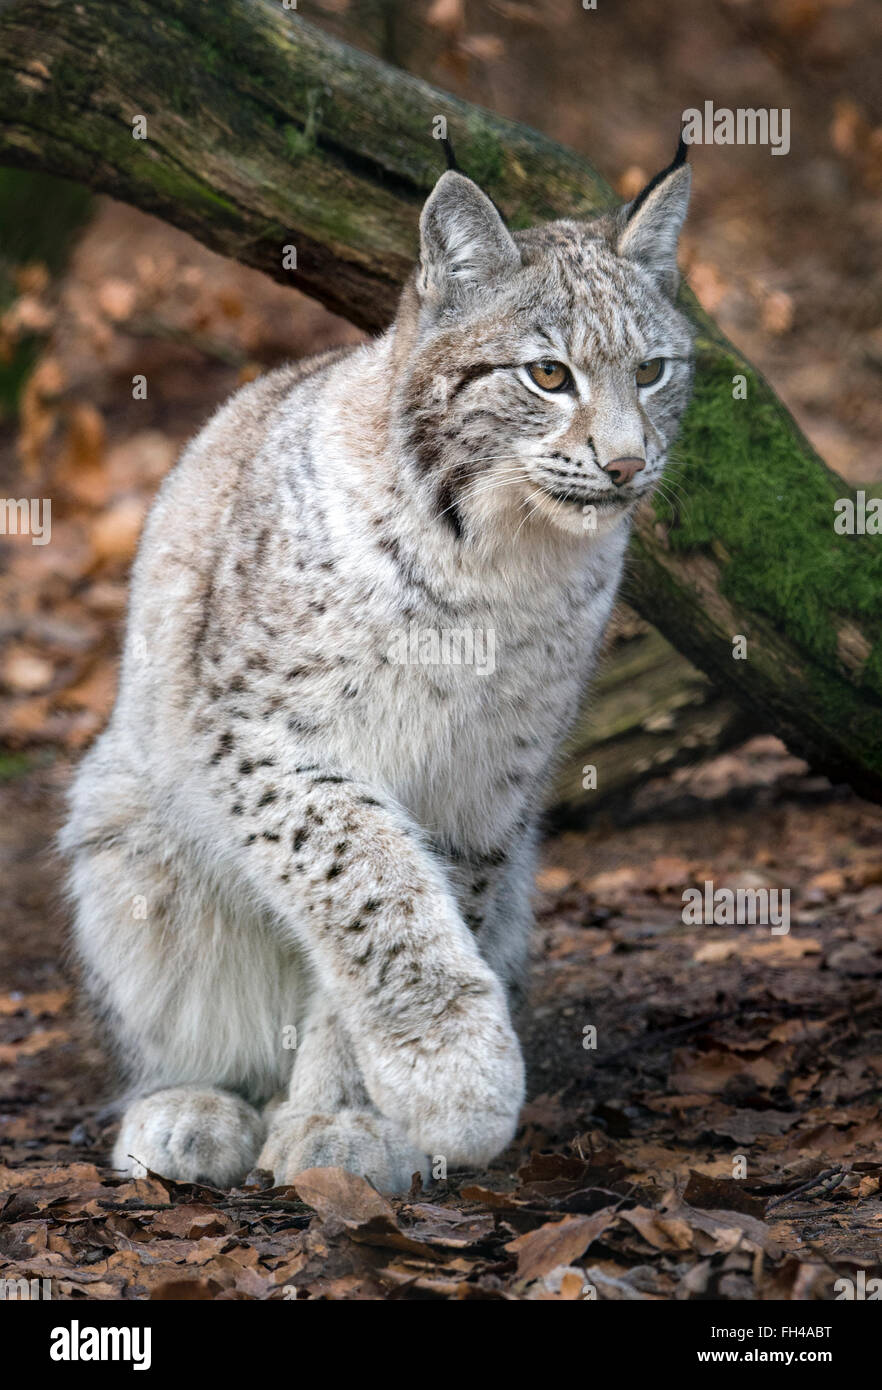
603;456;646;487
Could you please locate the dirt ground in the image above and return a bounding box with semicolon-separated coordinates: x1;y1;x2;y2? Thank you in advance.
2;747;881;1299
1;0;881;1301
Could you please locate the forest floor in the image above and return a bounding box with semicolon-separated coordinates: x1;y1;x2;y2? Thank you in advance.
2;744;881;1300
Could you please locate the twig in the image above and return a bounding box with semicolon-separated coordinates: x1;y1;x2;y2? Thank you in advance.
766;1165;845;1210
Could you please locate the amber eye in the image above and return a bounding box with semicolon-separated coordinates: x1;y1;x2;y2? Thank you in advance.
527;360;571;392
636;358;665;387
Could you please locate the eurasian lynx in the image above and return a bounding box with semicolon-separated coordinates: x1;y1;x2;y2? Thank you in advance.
62;149;693;1192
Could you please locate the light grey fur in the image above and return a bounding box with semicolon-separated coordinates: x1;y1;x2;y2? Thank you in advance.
62;158;693;1192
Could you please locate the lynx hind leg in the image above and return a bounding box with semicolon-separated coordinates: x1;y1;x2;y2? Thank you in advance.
258;1002;429;1194
114;1087;266;1187
259;1104;429;1195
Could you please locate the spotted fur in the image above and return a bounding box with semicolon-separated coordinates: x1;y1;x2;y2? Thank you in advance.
62;157;693;1192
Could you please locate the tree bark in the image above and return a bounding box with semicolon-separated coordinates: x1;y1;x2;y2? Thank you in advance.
0;0;879;799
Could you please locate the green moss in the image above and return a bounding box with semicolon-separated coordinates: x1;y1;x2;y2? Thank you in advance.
138;157;241;218
655;343;882;686
629;534;882;776
505;205;535;231
283;88;323;160
0;749;41;781
0;169;92;271
459;118;504;191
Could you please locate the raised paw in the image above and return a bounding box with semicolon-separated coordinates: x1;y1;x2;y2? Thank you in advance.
357;979;526;1169
258;1104;429;1195
113;1086;266;1188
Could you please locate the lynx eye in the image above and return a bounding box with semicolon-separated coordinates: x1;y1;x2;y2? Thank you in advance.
527;360;571;392
636;358;665;387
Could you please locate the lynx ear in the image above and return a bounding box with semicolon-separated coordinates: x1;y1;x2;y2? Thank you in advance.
418;171;520;303
617;142;691;297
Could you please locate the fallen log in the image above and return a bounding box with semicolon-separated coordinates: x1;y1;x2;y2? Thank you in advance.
0;0;879;798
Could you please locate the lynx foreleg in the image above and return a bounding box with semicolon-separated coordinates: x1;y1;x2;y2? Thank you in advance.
196;757;525;1170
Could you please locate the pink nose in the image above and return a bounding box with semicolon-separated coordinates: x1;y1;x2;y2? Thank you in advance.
603;456;646;487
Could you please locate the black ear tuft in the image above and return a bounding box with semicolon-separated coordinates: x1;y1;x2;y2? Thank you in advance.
441;134;459;173
626;135;689;224
617;134;691;296
436;128;507;225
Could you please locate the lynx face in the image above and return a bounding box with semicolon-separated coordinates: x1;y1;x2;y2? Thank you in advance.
395;154;694;539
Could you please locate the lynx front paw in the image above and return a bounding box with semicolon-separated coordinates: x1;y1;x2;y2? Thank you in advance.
258;1105;429;1195
360;983;526;1169
113;1087;265;1188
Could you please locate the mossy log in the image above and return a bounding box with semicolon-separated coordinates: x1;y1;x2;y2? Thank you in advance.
0;0;880;799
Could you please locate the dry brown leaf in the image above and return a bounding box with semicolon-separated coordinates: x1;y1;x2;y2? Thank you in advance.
0;989;71;1017
743;936;821;963
292;1167;437;1258
535;866;574;893
97;278;137;322
293;1167;394;1228
151;1203;233;1240
426;0;465;35
505;1210;617;1282
683;1170;767;1219
150;1278;216;1299
0;1028;70;1064
619;1206;694;1252
2;649;55;695
88;497;147;567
